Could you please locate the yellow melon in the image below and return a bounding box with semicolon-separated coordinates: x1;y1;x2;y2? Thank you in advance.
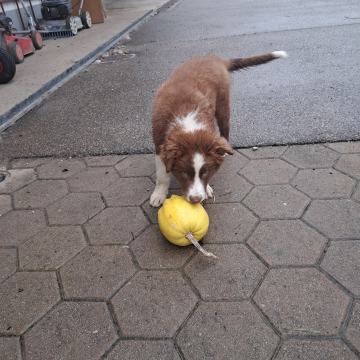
158;195;216;258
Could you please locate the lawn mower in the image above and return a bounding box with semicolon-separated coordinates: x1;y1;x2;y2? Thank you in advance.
39;0;92;38
0;44;15;84
0;0;43;83
0;15;42;61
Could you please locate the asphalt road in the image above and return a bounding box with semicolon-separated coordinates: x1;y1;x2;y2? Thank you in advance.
1;0;360;158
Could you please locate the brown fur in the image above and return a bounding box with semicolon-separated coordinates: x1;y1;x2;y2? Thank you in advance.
152;55;231;153
152;52;284;195
161;129;232;193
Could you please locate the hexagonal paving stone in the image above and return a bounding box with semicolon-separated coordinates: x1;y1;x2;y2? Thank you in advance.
326;141;360;154
0;248;17;283
292;169;355;199
335;154;360;179
0;272;60;335
304;200;360;238
0;169;36;194
185;244;266;300
169;175;181;189
283;144;339;168
204;203;258;243
47;192;104;225
275;340;358;360
67;167;119;192
354;185;360;202
209;173;252;202
346;301;360;352
106;340;181;360
240;159;297;185
141;189;179;224
141;199;160;224
115;154;155;177
0;194;11;215
243;185;309;219
254;268;350;336
177;302;278;360
0;210;46;246
84;155;126;167
111;271;197;337
321;241;360;296
19;226;86;270
102;178;153;206
131;225;193;269
14;180;68;209
24;302;117;360
37;159;86;179
238;146;287;159
60;246;136;299
216;151;249;174
151;173;180;190
85;207;148;245
248;220;327;266
0;159;8;170
11;157;50;169
0;337;21;360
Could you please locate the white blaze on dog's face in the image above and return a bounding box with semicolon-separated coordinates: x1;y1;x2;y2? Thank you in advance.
186;152;206;203
160;131;234;204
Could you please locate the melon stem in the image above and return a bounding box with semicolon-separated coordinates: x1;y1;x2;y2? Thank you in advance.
185;232;217;259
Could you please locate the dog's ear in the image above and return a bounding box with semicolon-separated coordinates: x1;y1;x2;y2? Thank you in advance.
160;138;181;172
213;137;234;156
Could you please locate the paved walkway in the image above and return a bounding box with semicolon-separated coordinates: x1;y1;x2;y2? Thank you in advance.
0;141;360;359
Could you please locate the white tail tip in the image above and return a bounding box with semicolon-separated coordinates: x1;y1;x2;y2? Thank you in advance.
272;51;288;59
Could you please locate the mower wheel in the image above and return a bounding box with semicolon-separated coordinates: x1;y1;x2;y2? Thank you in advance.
66;16;78;36
0;48;16;84
31;31;43;50
80;11;92;29
9;42;24;64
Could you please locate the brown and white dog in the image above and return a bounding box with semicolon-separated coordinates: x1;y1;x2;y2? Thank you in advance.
150;51;287;207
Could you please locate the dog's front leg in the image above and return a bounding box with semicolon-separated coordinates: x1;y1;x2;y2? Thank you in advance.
206;184;214;199
150;155;170;207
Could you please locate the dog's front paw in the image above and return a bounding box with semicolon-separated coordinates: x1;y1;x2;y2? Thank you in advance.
150;189;167;207
206;184;214;199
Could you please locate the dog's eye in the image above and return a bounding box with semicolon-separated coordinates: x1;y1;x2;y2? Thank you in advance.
200;168;208;178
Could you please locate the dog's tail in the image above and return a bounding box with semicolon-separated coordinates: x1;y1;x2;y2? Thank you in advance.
227;51;288;72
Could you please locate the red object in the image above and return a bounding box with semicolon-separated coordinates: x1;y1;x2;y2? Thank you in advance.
4;32;35;56
0;0;43;83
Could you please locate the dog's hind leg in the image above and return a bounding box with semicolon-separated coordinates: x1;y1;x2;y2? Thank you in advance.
150;155;170;207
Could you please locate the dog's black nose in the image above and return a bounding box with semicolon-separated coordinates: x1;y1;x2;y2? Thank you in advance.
189;196;202;204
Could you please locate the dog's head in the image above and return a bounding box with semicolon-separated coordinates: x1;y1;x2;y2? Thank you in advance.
160;130;233;203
